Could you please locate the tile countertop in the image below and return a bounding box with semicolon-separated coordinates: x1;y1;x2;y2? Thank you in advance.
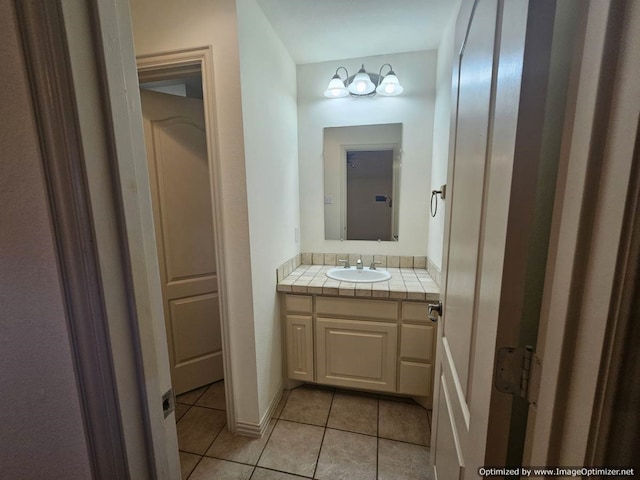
277;265;440;301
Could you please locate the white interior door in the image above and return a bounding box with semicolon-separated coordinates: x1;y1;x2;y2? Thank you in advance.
140;89;223;395
432;0;533;476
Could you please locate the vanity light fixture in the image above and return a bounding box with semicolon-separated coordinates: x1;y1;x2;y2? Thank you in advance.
323;63;404;98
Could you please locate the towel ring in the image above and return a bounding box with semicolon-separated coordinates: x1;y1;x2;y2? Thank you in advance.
430;185;446;218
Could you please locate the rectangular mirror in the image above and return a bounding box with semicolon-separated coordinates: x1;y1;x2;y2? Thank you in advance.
324;124;402;241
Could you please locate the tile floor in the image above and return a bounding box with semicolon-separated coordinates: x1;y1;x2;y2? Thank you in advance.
176;382;434;480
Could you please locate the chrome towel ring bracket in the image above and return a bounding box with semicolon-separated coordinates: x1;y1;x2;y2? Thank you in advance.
430;184;446;217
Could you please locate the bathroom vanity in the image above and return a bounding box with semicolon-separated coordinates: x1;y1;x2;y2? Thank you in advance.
277;263;439;407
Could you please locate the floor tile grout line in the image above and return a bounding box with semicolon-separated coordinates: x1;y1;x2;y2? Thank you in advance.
312;390;335;479
248;417;429;448
189;404;227;413
253;415;281;469
251;389;291;471
186;455;259;479
176;384;210;406
377;435;431;448
324;425;378;439
176;379;226;406
201;421;228;457
252;464;314;479
179;383;431;479
176;403;193;424
184;453;204;480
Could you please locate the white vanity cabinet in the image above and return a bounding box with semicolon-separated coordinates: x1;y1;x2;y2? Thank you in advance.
282;293;438;406
398;302;435;397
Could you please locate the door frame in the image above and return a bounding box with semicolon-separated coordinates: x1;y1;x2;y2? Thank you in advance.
13;0;180;477
137;47;236;428
525;0;640;465
14;0;238;477
12;1;133;477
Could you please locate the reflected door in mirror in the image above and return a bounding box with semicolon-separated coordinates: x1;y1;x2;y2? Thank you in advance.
346;149;393;240
324;123;402;241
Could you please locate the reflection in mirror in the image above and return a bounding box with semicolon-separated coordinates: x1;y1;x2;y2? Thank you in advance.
324;124;402;241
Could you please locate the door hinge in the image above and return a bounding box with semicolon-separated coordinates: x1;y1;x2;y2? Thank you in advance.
495;346;541;407
162;388;175;419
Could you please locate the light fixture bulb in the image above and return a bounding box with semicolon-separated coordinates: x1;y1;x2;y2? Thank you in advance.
376;71;404;96
323;74;348;98
348;65;375;95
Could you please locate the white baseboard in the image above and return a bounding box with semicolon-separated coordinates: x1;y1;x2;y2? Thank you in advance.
235;384;283;438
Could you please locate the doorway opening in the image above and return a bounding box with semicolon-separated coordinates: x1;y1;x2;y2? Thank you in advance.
137;47;235;430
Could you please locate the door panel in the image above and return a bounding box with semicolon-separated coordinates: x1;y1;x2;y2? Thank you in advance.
444;0;497;401
170;294;221;362
434;0;530;476
141;89;223;395
152;118;216;281
436;375;465;479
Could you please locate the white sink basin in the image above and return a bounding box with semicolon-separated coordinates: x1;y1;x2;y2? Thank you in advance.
326;267;391;283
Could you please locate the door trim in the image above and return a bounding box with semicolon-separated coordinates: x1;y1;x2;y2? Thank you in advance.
137;47;236;431
13;0;138;478
526;0;640;465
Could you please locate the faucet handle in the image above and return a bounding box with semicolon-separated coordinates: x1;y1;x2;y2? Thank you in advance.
338;258;350;268
370;261;382;270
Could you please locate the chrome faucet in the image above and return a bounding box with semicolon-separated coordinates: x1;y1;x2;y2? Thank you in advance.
370;261;382;270
356;259;363;270
338;258;350;268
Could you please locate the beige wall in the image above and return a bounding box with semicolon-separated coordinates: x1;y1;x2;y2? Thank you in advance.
129;0;261;423
236;0;300;419
428;0;462;273
0;1;92;476
297;50;436;256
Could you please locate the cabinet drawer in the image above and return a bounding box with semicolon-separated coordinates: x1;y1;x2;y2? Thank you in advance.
398;361;432;397
285;294;312;314
402;301;431;323
316;297;398;321
316;317;397;392
285;315;313;381
400;324;434;362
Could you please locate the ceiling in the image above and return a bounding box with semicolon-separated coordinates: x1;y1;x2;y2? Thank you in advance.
255;0;457;65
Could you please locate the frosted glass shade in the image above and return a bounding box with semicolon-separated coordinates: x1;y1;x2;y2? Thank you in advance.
323;75;348;98
348;67;375;95
376;72;404;96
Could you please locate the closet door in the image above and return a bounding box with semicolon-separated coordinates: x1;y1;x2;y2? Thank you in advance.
141;89;223;395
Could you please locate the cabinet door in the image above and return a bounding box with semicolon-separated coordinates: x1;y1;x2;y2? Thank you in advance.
316;317;397;392
399;361;432;397
400;323;434;362
286;315;314;381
